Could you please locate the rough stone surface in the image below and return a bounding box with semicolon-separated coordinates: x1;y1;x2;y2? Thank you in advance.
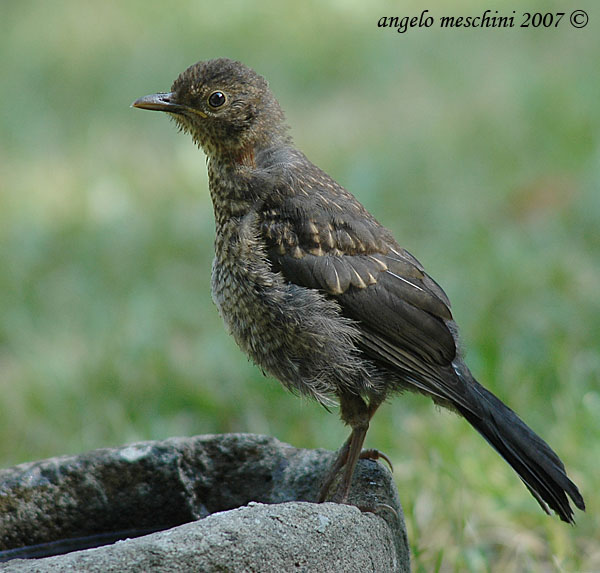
1;503;403;573
0;434;409;572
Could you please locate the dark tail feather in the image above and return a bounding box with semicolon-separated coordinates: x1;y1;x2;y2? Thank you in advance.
456;376;585;524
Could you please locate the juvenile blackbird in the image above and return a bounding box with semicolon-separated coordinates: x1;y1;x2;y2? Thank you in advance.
133;58;585;523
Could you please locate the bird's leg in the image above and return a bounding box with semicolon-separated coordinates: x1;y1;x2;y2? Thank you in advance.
318;394;375;503
317;434;352;502
318;426;368;503
337;419;369;502
358;399;393;471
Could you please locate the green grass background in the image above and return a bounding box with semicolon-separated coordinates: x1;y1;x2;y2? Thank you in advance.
1;0;598;569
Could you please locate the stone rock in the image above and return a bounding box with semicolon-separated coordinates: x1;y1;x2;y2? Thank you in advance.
0;434;409;572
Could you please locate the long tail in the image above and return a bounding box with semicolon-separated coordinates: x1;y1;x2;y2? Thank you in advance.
455;372;585;523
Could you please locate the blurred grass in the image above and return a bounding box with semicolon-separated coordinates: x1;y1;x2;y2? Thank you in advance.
1;0;599;569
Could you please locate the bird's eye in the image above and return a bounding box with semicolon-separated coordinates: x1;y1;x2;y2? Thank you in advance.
208;91;226;108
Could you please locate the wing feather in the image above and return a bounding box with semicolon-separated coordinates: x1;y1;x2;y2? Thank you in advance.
260;156;459;392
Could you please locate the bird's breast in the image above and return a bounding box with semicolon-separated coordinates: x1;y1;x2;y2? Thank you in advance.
209;216;380;403
210;215;275;336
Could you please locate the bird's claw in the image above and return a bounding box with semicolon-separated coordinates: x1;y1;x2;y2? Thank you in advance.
359;448;394;473
357;502;399;520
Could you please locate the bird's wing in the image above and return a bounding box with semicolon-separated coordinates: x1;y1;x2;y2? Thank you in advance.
259;161;477;411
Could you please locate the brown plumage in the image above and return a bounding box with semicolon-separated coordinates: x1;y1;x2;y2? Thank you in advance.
133;58;585;523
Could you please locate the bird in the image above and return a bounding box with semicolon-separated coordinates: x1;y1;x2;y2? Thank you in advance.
133;58;585;523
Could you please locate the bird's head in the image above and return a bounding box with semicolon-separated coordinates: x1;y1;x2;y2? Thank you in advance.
133;58;289;162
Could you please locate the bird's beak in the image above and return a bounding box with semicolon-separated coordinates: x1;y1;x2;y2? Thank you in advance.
132;92;184;113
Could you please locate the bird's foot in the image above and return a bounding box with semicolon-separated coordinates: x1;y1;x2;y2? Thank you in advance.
318;447;394;503
356;502;399;520
359;448;394;473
